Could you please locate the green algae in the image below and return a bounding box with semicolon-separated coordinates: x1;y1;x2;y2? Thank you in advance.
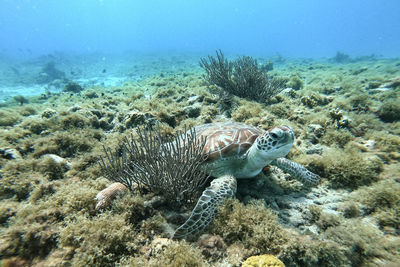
310;146;383;189
0;109;21;126
210;199;288;256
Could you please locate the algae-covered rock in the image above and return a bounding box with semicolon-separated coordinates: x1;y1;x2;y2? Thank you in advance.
311;147;383;189
211;199;288;256
0;109;21;126
63;82;83;93
197;234;226;260
41;108;57;119
242;254;285;267
378;99;400;122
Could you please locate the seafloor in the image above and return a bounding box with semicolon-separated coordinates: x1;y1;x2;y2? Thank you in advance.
0;53;399;267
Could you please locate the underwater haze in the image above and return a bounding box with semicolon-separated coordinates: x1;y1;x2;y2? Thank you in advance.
1;0;400;58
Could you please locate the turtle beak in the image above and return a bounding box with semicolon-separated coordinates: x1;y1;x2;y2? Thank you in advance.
270;126;294;146
280;126;294;143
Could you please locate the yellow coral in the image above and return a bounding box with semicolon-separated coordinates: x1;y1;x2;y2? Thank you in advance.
241;254;285;267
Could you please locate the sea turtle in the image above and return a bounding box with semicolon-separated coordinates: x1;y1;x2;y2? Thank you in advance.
96;121;320;239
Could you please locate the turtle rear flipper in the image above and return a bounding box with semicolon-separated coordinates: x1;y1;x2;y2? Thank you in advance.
271;158;320;186
173;175;237;239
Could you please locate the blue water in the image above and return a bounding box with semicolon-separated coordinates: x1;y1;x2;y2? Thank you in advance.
1;0;400;58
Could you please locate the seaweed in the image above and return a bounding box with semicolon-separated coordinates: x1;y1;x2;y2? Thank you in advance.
12;95;29;106
0;109;21;127
309;147;383;189
210;199;288;256
331;51;351;63
37;157;68;180
37;62;65;84
280;235;347;267
33;130;95;158
149;241;207;267
63;82;84;93
286;75;304;90
324;221;399;266
59;213;138;266
378;99;400;122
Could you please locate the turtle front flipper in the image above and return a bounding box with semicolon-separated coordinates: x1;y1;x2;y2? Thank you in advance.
271;158;320;186
173;175;237;239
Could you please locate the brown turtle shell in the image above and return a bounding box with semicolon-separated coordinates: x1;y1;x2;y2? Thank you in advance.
194;122;263;163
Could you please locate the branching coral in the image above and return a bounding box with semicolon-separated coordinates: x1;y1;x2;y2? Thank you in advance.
99;126;208;207
200;50;283;102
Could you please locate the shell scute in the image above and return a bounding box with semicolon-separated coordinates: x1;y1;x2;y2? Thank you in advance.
195;122;262;163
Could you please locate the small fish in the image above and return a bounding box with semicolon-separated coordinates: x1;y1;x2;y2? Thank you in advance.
102;69;107;73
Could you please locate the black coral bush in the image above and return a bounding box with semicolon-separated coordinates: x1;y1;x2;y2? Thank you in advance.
99;126;208;207
200;50;282;102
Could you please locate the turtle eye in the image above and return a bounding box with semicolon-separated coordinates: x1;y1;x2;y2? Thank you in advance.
270;132;279;139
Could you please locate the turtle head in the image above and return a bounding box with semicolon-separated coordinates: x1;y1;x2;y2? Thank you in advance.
256;126;294;159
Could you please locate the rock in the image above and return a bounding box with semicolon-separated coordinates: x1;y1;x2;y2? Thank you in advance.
330;108;351;128
306;145;323;155
197;234;226;259
99;118;113;130
308;124;325;138
67;104;81;112
187;95;200;104
307;124;325;144
381;77;400;89
144;195;166;209
124;110;152;128
0;148;22;160
83;90;98;99
184;103;201;118
279;88;298;98
329;108;343;121
352;140;376;152
41;108;57;119
147;237;172;255
63;82;83;93
42;154;72;169
337;115;351;128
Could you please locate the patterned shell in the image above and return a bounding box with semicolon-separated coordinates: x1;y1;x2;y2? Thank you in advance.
194;122;263;163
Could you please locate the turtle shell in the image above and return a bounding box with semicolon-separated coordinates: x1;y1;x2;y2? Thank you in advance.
194;122;263;163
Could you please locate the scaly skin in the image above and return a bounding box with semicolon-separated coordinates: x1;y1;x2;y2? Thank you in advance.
173;175;237;239
270;158;320;185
